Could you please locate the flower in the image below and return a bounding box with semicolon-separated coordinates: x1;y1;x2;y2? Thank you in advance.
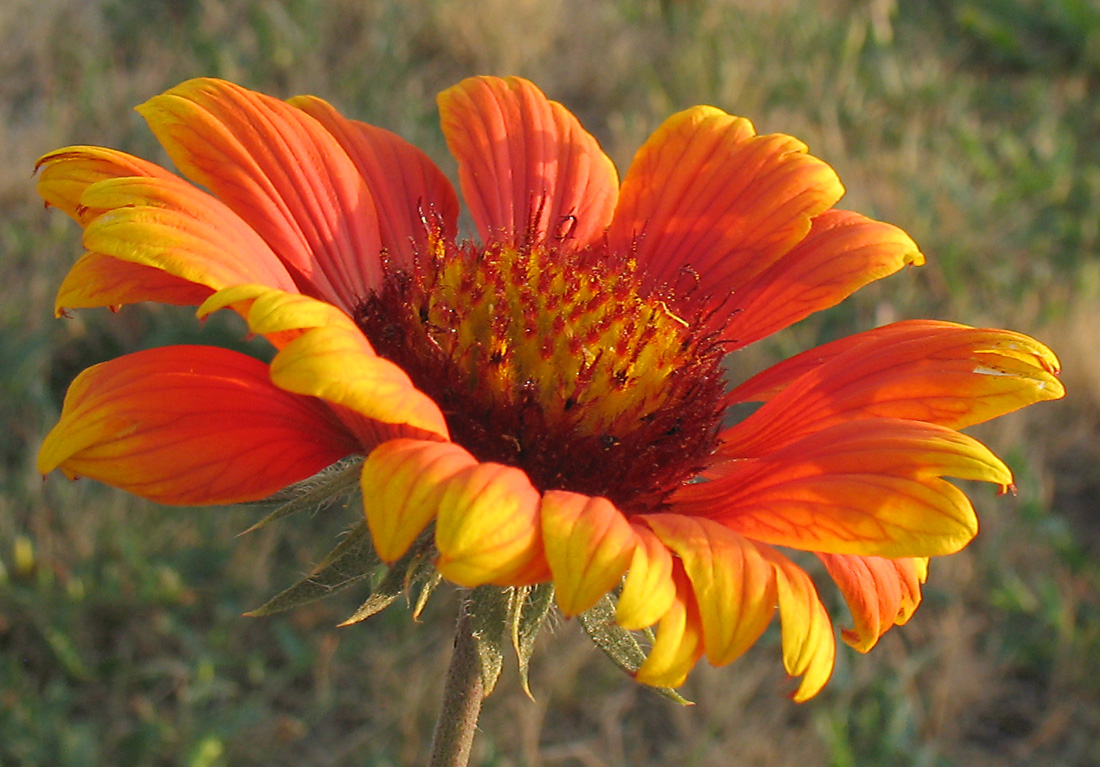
37;76;1063;700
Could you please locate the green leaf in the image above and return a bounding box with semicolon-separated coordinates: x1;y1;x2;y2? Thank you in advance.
239;456;363;536
510;583;555;698
339;537;437;626
578;594;691;705
467;585;511;697
245;521;379;616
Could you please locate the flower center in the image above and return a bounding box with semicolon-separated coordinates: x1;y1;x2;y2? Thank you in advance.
355;237;727;513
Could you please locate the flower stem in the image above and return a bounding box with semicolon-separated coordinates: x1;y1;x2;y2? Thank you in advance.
428;594;484;767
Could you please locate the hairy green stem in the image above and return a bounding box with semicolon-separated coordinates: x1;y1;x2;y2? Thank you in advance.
428;596;484;767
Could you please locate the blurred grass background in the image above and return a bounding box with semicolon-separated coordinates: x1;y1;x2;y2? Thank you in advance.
2;0;1099;764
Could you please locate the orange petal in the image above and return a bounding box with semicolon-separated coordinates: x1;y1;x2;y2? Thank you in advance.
36;146;176;225
607;106;843;302
635;565;705;688
541;491;636;616
80;176;299;293
438;76;618;249
675;419;1010;558
722;209;924;348
721;322;1064;459
434;461;549;587
643;514;777;667
358;439;478;563
289;95;460;266
199;285;450;440
819;553;928;653
56;252;212;315
138;78;382;311
38;345;360;504
616;523;676;630
757;545;836;701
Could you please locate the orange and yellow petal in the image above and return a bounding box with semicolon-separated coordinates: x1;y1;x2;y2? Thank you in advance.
438;76;619;250
721;322;1063;460
607;106;843;302
676;419;1010;558
541;491;636;616
819;553;928;652
79;176;299;293
757;545;836;701
199;285;450;440
643;514;777;667
635;566;706;688
138;78;383;311
433;461;549;587
38;345;360;505
358;439;478;563
721;209;925;349
616;523;677;630
55;252;212;315
36;146;176;225
289;95;460;266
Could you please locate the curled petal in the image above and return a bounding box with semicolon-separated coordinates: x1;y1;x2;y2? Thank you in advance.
722;209;925;348
722;322;1064;459
607;106;843;302
359;439;478;563
758;545;836;701
138;78;382;311
36;146;176;225
677;419;1010;558
199;285;449;440
819;553;928;652
635;566;705;688
289;95;460;266
434;462;549;587
541;491;636;617
643;514;776;667
38;346;360;504
616;523;676;630
438;76;618;249
80;176;298;295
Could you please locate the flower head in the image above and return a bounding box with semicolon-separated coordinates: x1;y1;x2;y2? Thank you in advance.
37;76;1063;700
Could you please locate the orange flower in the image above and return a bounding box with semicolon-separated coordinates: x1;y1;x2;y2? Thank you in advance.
37;76;1063;700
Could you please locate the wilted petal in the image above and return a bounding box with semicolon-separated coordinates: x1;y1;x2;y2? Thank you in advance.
607;106;843;304
438;76;618;249
138;78;383;311
677;419;1010;558
290;95;460;266
38;345;360;504
819;553;928;652
541;491;636;616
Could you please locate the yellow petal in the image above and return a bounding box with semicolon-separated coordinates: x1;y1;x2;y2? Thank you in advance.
616;523;676;630
434;462;548;587
635;567;704;688
359;439;478;563
541;490;636;617
643;514;777;666
758;545;837;702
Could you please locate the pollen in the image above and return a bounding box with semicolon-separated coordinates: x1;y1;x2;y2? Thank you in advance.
356;236;728;513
